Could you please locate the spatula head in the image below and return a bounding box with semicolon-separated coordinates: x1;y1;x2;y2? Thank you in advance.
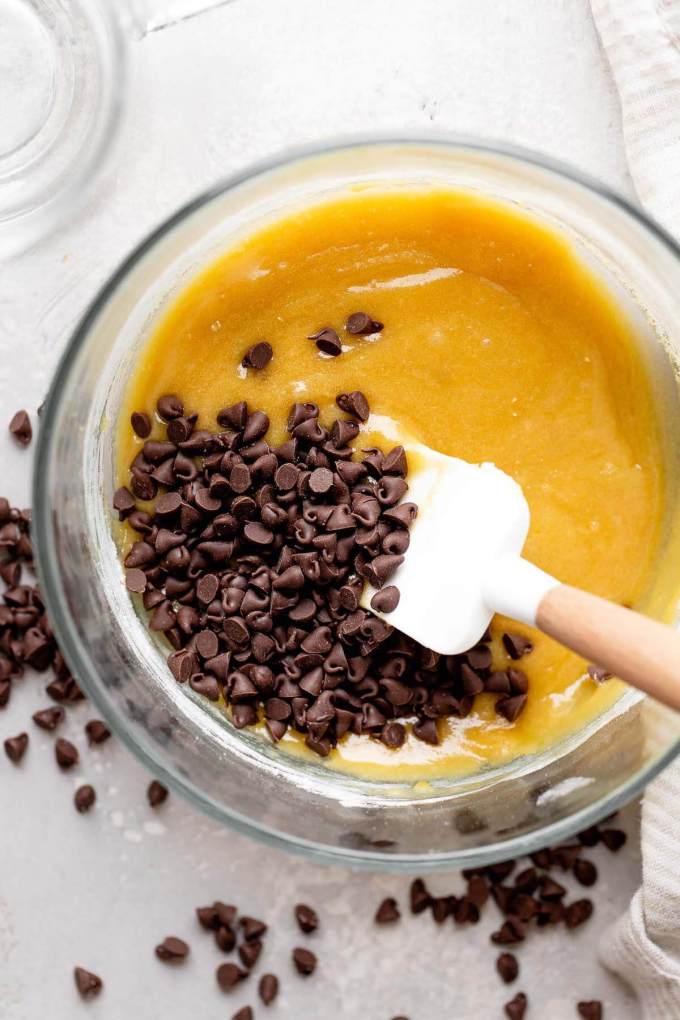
361;443;530;655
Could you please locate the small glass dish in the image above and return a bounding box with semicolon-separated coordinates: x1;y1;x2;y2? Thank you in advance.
33;137;680;870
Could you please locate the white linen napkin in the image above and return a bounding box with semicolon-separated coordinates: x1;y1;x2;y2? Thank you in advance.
590;1;680;1016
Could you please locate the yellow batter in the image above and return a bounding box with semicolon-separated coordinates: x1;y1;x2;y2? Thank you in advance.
118;188;673;781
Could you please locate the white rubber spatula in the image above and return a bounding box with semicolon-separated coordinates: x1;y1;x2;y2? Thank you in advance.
361;442;680;712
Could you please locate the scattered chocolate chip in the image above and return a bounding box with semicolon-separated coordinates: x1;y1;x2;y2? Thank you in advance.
292;946;316;976
74;967;103;999
240;916;267;942
131;411;152;438
217;962;248;991
55;737;78;769
295;903;318;934
259;973;279;1005
242;341;273;370
147;780;168;807
232;1008;253;1020
375;897;400;924
9;409;32;446
309;327;342;356
600;828;627;852
74;785;96;813
564;899;594;928
346;312;383;335
573;859;598;887
497;952;519;984
155;936;190;962
239;939;263;969
504;992;527;1020
32;706;64;730
4;732;28;763
370;585;400;613
410;878;431;914
577;1002;603;1020
85;719;111;745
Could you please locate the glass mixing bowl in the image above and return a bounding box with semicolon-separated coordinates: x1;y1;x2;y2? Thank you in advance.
33;137;680;871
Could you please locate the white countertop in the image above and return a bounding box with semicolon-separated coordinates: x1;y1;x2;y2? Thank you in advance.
0;1;643;1017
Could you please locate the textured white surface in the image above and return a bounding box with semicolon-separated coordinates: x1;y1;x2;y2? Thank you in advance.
0;1;643;1017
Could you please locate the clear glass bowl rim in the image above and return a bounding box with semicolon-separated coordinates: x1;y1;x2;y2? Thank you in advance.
32;132;680;870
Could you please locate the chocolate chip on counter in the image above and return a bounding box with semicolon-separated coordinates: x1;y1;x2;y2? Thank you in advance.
157;394;184;420
504;992;528;1020
564;899;594;929
600;828;627;852
32;706;64;730
9;409;32;446
85;719;111;745
491;917;526;945
240;916;267;942
370;585;400;613
496;952;519;984
335;390;370;421
74;784;96;813
309;327;342;356
346;312;383;335
259;972;279;1005
131;411;152;438
410;878;431;914
4;732;28;763
155;936;190;962
502;632;534;659
294;903;318;934
216;962;248;991
147;780;168;807
55;737;78;769
216;926;236;952
577;1002;603;1020
74;967;103;999
375;897;400;924
573;858;598;887
239;939;263;969
232;1008;253;1020
292;946;316;976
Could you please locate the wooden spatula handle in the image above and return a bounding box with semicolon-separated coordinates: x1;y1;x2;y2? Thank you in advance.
536;585;680;711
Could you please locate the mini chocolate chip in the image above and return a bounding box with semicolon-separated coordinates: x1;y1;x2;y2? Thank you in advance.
294;903;318;934
131;411;152;438
9;410;32;446
74;967;103;999
55;737;78;769
346;312;383;335
156;936;189;962
216;962;247;990
496;953;519;984
292;947;316;976
4;732;28;763
242;341;273;369
32;706;64;731
147;780;168;807
85;719;111;745
157;394;184;420
577;1002;603;1020
259;973;279;1005
74;785;96;813
375;897;400;924
370;585;400;613
504;992;527;1020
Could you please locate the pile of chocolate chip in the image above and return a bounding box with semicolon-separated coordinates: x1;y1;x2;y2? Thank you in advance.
117;387;533;757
